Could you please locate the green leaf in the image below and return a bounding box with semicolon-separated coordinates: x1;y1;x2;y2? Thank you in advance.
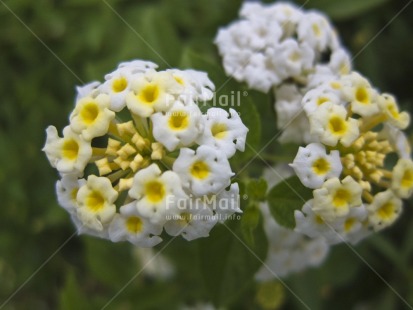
246;178;268;202
59;271;90;310
300;0;389;20
199;219;268;307
267;176;312;229
241;205;261;246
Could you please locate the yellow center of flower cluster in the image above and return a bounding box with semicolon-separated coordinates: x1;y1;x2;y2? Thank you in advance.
91;119;171;193
340;130;393;201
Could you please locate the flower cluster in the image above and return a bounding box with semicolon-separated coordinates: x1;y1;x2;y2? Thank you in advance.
291;72;412;244
43;60;248;247
256;165;329;280
215;2;351;93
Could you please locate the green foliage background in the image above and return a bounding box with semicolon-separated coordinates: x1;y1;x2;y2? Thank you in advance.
1;0;413;309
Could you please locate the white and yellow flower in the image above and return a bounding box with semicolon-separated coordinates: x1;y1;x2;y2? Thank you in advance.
99;69;135;112
367;190;402;231
76;175;118;231
378;94;410;129
167;69;215;102
313;176;362;220
173;146;234;196
108;202;163;247
151;101;204;151
309;102;359;147
290;143;342;189
70;93;115;141
297;12;332;51
164;199;218;241
197;108;248;158
129;164;187;224
302;87;341;114
56;174;85;213
126;71;182;117
342;72;380;117
391;158;413;198
43;125;92;174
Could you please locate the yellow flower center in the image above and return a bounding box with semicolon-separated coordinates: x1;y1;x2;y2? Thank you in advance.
312;24;321;37
174;76;185;85
386;104;400;119
401;169;413;189
139;84;160;105
71;188;79;202
315;215;324;224
62;139;79;160
355;87;369;104
344;218;356;232
211;123;228;139
85;190;105;212
126;216;143;233
377;202;395;220
317;97;329;106
190;161;210;179
312;157;331;175
168;111;189;130
332;189;351;207
145;180;165;203
180;212;192;223
80;102;99;125
112;77;128;93
328;116;347;135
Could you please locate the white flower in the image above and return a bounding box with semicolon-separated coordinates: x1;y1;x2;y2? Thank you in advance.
76;175;118;231
173;146;234;196
342;72;380;117
297;12;333;51
313;176;363;221
336;205;369;245
151;101;204;151
272;39;315;78
70;213;110;240
129;164;187;224
367;190;402;231
56;175;85;213
197;108;248;158
309;101;359;147
167;69;215;102
204;183;242;222
108;202;163;247
256;203;329;280
70;93;115;141
379;124;411;159
290;143;342;189
43;125;92;175
294;200;343;245
302;86;341;114
378;94;410;129
164;199;218;241
133;247;174;279
117;59;158;74
99;68;135;112
329;48;352;75
75;81;100;102
126;71;182;117
391;158;413;198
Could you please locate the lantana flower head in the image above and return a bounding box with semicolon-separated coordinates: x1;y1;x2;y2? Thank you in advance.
43;60;248;247
292;71;412;244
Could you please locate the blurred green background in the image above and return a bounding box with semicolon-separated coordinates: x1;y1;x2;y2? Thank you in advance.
1;0;413;309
